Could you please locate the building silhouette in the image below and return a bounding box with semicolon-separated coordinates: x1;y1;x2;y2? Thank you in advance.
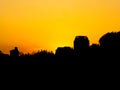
74;36;90;55
55;47;74;63
10;47;19;57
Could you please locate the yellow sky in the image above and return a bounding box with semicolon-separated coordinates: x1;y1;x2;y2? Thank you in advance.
0;0;120;54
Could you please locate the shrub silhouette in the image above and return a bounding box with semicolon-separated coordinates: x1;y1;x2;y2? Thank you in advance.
0;51;9;64
32;50;54;64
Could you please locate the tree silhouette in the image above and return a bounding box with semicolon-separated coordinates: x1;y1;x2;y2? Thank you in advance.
99;31;120;65
99;32;120;49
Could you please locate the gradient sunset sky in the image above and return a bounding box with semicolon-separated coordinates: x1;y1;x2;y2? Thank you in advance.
0;0;120;54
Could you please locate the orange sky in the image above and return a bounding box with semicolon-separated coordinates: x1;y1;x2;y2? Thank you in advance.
0;0;120;54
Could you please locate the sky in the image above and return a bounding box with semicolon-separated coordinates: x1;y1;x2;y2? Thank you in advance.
0;0;120;54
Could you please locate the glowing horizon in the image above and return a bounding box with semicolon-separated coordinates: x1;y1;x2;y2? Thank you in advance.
0;0;120;54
